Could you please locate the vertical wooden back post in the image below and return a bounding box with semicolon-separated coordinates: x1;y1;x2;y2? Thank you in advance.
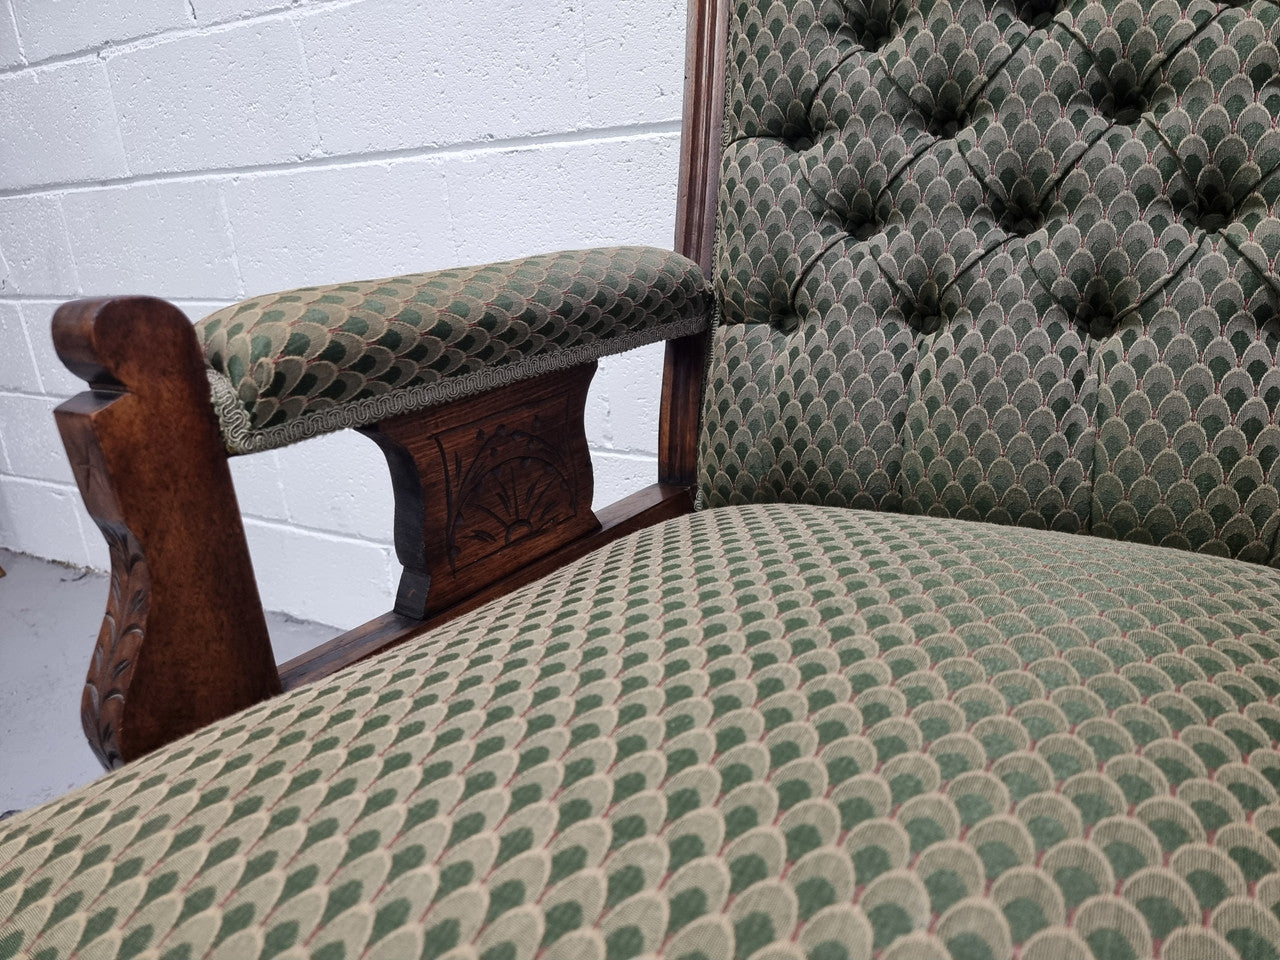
661;0;730;485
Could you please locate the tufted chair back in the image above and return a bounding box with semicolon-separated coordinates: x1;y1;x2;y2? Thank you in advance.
698;0;1280;565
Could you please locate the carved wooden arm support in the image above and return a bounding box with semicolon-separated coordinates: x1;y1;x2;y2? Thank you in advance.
189;245;712;621
52;297;281;769
361;364;600;618
53;291;709;766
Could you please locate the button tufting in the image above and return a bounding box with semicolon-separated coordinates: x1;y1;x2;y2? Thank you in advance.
781;127;816;151
990;185;1049;238
1011;0;1062;29
842;195;885;240
1071;291;1121;339
1186;184;1237;233
833;0;900;52
911;312;945;334
905;278;944;334
780;109;818;151
772;309;803;333
713;0;1280;575
1096;72;1150;126
925;99;969;139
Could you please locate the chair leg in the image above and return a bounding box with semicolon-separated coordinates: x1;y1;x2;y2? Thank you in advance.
52;297;281;768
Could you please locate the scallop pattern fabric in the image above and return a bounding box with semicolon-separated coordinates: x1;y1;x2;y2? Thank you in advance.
6;505;1280;959
197;246;712;454
699;0;1280;565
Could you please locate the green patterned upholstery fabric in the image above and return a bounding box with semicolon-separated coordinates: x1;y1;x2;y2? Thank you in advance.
7;505;1280;958
198;246;712;454
700;0;1280;565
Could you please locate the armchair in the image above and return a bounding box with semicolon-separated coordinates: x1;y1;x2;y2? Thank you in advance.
6;0;1280;958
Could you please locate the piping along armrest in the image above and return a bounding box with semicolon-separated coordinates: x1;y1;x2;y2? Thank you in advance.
197;246;713;454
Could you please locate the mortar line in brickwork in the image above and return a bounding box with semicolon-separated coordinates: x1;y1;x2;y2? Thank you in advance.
0;293;103;302
589;448;659;461
0;297;239;317
0;385;70;403
241;513;397;549
215;185;248;300
0;0;365;78
0;475;80;494
0;121;684;201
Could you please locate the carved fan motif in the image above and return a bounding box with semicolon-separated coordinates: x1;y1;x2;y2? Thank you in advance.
363;363;600;617
443;424;578;571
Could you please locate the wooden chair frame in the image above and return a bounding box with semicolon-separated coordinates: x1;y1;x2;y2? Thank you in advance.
51;0;732;769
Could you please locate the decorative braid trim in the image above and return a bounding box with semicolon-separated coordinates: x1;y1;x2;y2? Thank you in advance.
210;310;713;455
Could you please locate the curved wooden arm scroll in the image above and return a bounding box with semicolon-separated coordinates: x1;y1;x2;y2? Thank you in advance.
52;297;281;768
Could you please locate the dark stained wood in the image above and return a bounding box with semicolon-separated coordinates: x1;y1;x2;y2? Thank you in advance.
662;0;729;485
360;364;602;618
659;332;710;485
674;0;730;274
277;481;695;688
52;297;280;768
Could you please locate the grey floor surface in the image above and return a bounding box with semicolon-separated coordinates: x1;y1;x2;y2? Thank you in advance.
0;549;336;814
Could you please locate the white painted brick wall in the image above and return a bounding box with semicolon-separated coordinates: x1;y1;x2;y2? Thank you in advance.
9;0;189;62
300;2;590;155
0;61;129;190
0;5;23;67
0;0;687;633
110;19;320;173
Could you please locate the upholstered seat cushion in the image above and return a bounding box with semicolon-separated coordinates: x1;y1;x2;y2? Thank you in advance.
197;246;712;454
4;505;1280;959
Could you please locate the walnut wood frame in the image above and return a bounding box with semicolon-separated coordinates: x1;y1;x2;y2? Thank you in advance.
51;0;732;768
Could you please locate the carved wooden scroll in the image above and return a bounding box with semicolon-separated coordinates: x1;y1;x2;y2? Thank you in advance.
53;297;280;768
362;363;602;618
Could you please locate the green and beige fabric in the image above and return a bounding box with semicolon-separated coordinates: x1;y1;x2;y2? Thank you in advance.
198;246;713;454
9;0;1280;957
702;0;1280;565
6;507;1280;959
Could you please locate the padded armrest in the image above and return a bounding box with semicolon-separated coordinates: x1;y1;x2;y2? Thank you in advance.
197;246;713;454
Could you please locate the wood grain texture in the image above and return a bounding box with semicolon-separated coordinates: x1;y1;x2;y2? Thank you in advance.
659;332;710;485
661;0;729;485
674;0;730;275
361;364;601;618
277;482;695;688
53;297;280;768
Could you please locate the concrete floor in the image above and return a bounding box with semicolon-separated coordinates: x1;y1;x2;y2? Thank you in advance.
0;549;336;815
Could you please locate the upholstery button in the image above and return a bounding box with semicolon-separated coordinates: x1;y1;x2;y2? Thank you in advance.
842;197;884;240
925;102;968;139
833;0;899;52
1011;0;1061;29
911;312;945;334
905;278;944;333
772;309;803;333
1077;302;1119;339
1097;77;1150;126
782;128;817;152
780;110;818;152
1189;190;1236;233
991;188;1048;238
